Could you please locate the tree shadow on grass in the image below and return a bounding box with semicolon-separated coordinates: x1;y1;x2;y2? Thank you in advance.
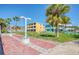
40;34;55;37
73;34;79;39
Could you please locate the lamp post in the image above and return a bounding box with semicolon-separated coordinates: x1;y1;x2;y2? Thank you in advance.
20;16;31;44
9;25;13;36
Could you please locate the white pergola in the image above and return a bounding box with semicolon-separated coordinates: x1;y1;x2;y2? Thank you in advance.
9;25;13;36
20;16;31;44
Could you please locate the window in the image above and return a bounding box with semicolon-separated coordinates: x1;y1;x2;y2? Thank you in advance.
33;29;36;31
34;23;36;25
34;26;36;28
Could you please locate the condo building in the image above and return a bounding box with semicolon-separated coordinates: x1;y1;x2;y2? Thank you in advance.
27;22;45;32
45;24;75;32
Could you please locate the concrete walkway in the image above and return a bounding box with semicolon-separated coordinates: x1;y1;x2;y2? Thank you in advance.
12;35;56;54
1;34;55;55
13;34;79;55
1;34;79;55
1;35;40;55
46;42;79;55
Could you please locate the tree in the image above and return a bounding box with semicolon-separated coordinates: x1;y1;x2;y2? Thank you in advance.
5;18;12;32
61;16;70;32
13;16;20;32
0;18;6;33
6;18;12;25
46;4;70;37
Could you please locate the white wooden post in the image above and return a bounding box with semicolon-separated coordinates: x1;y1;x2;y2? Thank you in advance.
20;16;31;44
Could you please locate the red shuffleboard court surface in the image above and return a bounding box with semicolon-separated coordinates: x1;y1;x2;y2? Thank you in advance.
13;34;23;39
13;35;56;49
1;35;40;55
30;38;55;49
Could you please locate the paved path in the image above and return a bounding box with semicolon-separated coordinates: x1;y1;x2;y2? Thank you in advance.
13;35;56;49
1;34;56;55
12;35;56;54
46;42;79;55
1;35;40;55
13;34;79;55
2;34;79;55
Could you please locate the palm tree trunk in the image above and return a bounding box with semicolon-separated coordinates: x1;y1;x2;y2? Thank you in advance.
16;22;17;32
55;25;59;37
15;22;17;32
64;24;66;32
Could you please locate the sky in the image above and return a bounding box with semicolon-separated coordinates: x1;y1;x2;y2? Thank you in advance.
0;4;79;26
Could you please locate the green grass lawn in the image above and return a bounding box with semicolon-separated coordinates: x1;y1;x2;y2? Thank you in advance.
15;32;25;35
15;32;79;42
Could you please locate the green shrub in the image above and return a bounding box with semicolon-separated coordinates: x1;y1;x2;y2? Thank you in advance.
1;29;7;33
72;33;79;39
22;32;79;42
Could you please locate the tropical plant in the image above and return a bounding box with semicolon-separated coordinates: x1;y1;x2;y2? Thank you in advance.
6;18;12;25
0;18;6;33
5;18;12;32
61;16;70;31
46;4;70;37
13;16;20;32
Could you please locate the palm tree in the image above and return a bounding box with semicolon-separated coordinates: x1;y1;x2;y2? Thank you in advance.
5;18;12;32
6;18;12;25
46;14;62;37
46;4;70;37
13;16;20;32
0;18;6;33
62;16;70;32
